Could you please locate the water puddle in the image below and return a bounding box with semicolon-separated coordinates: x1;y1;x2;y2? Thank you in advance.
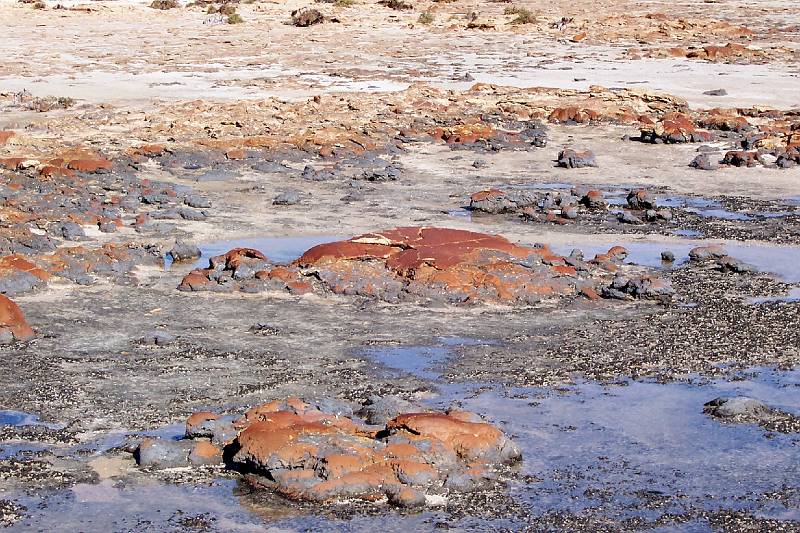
349;338;800;525
756;211;792;219
8;478;271;532
7;343;798;529
453;366;800;522
658;196;719;209
446;208;472;221
170;232;800;287
748;287;800;305
0;410;62;430
546;240;800;283
685;207;753;221
11;474;459;531
359;337;499;381
194;235;341;268
653;196;788;221
360;346;450;381
670;229;704;238
0;411;68;460
163;235;342;269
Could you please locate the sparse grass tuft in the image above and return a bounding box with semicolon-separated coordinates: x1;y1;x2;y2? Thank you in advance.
378;0;412;10
418;11;433;24
316;0;353;5
291;7;325;26
149;0;178;9
504;5;536;24
227;13;244;23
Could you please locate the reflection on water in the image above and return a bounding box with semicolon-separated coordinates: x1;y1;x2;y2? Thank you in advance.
0;410;59;429
457;367;800;522
168;230;800;286
748;287;800;305
164;235;342;269
195;235;342;267
547;240;800;283
360;345;450;381
6;362;798;530
358;337;500;381
9;478;270;532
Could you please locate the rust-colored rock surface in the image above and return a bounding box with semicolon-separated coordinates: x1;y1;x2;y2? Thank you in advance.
154;397;522;506
0;131;15;145
430;119;547;150
639;113;713;143
179;227;655;304
0;294;34;341
66;158;113;173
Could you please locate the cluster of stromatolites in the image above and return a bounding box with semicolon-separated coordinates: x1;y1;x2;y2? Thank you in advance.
134;398;521;507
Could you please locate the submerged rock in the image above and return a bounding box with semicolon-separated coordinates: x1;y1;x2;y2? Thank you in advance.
186;411;220;438
386;485;426;508
470;189;512;214
135;437;192;469
644;208;673;222
626;189;657;210
360;164;400;182
579;190;606;209
704;397;800;433
722;150;758;167
169;241;201;262
715;256;758;274
185;195;212;209
704;397;773;419
188;440;223;466
618;212;644;225
689;245;728;262
689;245;758;275
561;205;579;219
